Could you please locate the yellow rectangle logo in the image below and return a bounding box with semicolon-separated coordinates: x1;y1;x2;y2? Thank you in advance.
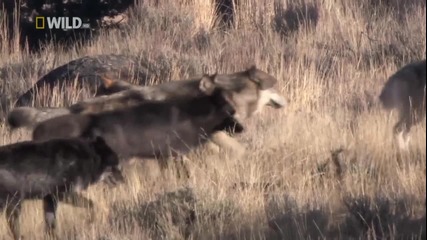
35;17;45;29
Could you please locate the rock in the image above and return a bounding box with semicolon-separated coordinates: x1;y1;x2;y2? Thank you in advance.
13;54;152;107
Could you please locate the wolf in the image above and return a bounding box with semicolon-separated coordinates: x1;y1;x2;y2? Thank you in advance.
0;136;125;240
8;65;287;156
379;59;426;150
9;65;286;127
30;74;266;177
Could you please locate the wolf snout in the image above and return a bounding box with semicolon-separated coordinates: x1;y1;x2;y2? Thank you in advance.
101;166;125;187
267;90;287;109
268;97;286;109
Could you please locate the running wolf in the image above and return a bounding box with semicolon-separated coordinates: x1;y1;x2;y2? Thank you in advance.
379;59;426;149
8;66;287;156
0;136;124;240
30;74;260;177
92;66;286;120
8;65;286;128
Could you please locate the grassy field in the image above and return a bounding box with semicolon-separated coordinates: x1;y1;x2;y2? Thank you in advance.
0;0;426;239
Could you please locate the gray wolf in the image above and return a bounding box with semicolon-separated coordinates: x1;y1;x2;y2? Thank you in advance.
32;74;242;156
379;59;426;149
93;65;287;120
0;136;124;240
13;54;152;107
8;65;286;128
8;66;287;156
30;74;255;178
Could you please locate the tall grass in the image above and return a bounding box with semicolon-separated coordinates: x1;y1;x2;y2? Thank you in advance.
0;0;425;239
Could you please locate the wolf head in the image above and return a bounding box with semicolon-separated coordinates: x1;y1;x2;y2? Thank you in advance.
95;76;137;96
90;136;125;186
201;66;287;121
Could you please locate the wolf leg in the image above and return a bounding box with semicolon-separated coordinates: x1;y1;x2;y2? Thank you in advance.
158;156;171;181
396;131;411;151
158;155;191;180
5;198;22;240
394;107;413;151
175;155;191;180
394;122;411;151
59;192;96;223
43;194;58;238
209;117;244;155
210;131;245;158
205;141;221;154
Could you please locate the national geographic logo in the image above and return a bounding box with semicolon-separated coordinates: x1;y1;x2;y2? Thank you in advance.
35;16;90;31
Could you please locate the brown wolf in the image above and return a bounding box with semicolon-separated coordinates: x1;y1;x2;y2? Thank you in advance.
0;136;124;240
8;66;286;156
379;59;426;149
8;65;286;128
30;74;267;178
32;74;243;156
92;65;286;119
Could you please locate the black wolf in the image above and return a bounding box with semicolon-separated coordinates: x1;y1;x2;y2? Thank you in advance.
32;74;240;156
30;74;248;179
0;137;124;240
379;59;426;149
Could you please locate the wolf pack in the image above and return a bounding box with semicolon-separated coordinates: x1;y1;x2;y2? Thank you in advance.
0;58;425;239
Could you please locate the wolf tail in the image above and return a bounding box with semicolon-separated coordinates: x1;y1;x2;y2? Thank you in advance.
7;107;71;129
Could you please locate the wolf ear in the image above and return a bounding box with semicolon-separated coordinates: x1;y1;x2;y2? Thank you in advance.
92;136;109;150
100;76;116;89
199;74;217;95
246;65;277;90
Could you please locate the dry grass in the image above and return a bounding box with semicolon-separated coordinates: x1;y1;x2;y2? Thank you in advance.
0;0;426;239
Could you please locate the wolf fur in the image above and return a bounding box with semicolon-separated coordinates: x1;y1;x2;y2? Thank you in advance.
31;74;245;178
7;106;71;130
32;75;241;158
8;66;286;157
379;59;426;149
8;65;286;129
0;136;124;240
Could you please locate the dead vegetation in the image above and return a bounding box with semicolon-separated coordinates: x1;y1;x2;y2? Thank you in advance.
0;0;426;239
